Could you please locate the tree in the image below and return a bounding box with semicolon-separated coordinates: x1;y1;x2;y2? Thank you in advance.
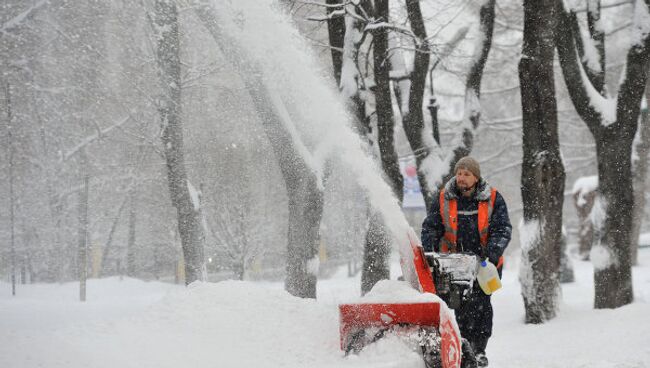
152;0;206;285
320;1;388;293
393;0;431;206
0;0;169;284
360;0;401;295
439;0;497;187
126;186;138;277
372;0;402;200
631;80;650;265
317;0;498;293
191;1;323;298
556;0;650;308
325;0;346;87
3;83;17;295
572;177;598;260
205;185;259;281
518;0;566;323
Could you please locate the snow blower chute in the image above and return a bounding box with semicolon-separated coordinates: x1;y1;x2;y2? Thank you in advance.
339;229;478;368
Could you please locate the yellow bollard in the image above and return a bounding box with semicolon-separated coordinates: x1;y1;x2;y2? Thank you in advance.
91;244;102;278
176;259;186;284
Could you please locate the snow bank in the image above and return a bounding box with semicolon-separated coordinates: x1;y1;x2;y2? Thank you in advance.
2;248;650;368
491;248;650;368
352;279;440;304
0;278;422;368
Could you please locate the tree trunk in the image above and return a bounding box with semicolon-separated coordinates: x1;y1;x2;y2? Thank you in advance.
398;0;433;209
593;129;635;307
153;0;206;285
359;0;400;294
325;0;346;86
518;0;565;323
442;0;496;186
99;195;128;276
235;262;245;281
6;82;17;295
77;153;89;302
36;97;65;282
586;1;605;93
330;0;392;295
192;3;323;298
372;0;402;201
361;211;390;295
243;59;322;300
573;189;597;260
631;83;650;265
559;231;575;283
285;172;323;298
339;1;372;137
555;0;650;308
126;188;137;277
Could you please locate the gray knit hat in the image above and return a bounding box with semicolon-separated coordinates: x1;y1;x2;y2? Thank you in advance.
454;156;481;179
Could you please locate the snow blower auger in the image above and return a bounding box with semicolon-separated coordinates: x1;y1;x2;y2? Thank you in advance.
339;229;479;368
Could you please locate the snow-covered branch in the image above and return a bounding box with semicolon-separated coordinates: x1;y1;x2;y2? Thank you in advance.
0;0;48;33
573;0;634;12
434;0;495;186
62;116;131;162
307;9;346;21
365;21;419;44
557;1;650;129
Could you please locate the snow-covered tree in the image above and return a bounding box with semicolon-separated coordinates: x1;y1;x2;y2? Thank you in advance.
152;0;206;285
314;0;498;294
191;1;324;298
518;0;566;324
631;82;650;265
555;0;650;308
572;176;599;260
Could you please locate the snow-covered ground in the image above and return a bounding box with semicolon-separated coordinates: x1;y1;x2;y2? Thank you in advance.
1;247;649;368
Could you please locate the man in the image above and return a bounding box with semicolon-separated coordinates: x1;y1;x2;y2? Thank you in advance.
421;156;511;367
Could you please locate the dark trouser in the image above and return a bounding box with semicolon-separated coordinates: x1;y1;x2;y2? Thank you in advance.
456;286;492;353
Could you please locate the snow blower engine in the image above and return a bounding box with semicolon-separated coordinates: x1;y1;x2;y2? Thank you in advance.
425;253;480;310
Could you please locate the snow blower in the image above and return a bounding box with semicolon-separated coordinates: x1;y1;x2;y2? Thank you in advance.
338;229;479;368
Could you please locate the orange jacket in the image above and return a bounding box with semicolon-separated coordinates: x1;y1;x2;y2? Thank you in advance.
438;187;504;269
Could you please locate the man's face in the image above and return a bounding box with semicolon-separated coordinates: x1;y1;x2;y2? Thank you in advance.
456;168;478;193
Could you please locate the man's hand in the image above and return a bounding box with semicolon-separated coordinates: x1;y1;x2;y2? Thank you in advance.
487;247;501;266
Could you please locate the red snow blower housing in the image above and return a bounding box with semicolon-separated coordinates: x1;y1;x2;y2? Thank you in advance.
339;229;480;368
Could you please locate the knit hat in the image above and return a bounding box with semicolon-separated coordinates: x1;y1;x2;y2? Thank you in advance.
454;156;481;179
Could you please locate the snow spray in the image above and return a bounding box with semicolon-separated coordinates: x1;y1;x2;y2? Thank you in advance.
197;0;413;242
